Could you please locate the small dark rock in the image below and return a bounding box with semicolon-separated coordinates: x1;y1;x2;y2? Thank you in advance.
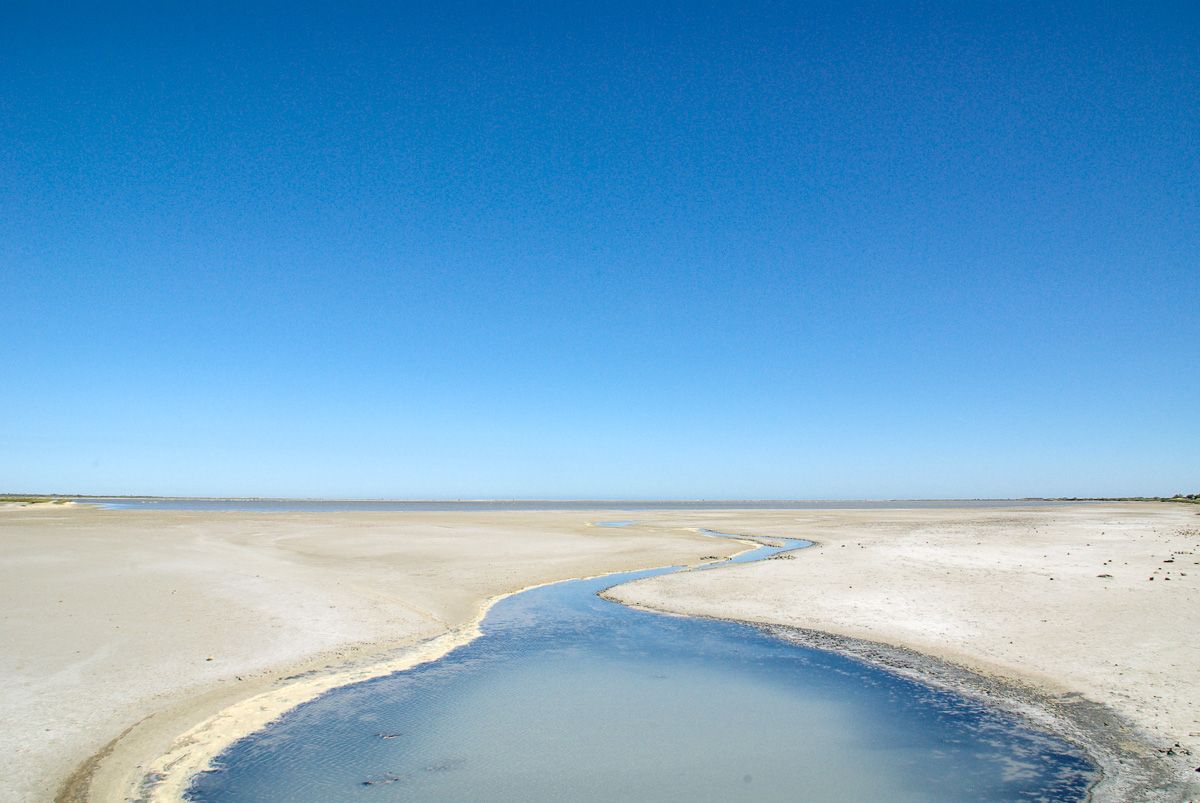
362;773;404;786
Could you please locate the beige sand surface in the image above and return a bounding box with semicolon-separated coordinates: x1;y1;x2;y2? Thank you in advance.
0;505;739;803
7;502;1198;801
609;503;1200;797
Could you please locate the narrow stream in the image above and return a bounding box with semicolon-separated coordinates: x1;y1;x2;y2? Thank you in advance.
186;529;1094;801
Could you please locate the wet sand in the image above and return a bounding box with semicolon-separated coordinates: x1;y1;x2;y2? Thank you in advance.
0;505;739;803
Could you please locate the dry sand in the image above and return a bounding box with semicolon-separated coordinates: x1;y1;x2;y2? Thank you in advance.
609;503;1200;799
0;505;740;803
4;502;1198;801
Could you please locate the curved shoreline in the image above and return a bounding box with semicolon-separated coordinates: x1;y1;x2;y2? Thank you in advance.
607;593;1182;802
609;505;1200;800
68;533;765;802
64;515;1192;801
759;623;1181;802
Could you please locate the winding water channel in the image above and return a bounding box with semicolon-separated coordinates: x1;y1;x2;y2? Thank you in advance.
186;529;1094;801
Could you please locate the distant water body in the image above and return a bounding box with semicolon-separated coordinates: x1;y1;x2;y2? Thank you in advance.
186;532;1093;802
80;498;1075;512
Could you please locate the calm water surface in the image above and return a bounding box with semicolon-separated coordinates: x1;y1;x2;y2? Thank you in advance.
81;498;1076;512
186;534;1093;801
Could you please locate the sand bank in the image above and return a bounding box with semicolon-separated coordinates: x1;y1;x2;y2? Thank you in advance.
0;506;739;802
609;503;1200;799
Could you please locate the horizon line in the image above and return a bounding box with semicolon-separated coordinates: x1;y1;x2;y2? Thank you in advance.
3;492;1175;503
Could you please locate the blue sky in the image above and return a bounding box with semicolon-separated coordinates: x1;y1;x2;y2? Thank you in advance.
2;2;1196;498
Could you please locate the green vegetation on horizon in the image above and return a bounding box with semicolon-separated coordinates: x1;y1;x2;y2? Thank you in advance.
1053;494;1200;504
0;495;67;504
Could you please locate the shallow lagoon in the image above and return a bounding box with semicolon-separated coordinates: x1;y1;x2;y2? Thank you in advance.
187;536;1094;802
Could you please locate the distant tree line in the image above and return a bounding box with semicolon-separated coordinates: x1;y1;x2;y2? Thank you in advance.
1052;493;1199;504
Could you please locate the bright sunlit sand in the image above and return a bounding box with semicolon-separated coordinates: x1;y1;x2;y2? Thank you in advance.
2;501;1197;801
0;504;736;802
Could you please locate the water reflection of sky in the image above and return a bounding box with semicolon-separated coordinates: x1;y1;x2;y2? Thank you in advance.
187;535;1094;802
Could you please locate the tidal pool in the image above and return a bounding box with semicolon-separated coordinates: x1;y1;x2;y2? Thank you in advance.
186;535;1094;801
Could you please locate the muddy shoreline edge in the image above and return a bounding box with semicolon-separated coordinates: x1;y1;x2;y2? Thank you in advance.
604;590;1191;802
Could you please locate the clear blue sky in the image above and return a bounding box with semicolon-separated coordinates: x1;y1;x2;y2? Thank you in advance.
2;2;1196;499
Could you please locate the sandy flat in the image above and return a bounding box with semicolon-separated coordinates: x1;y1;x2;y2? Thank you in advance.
609;503;1200;798
5;502;1198;801
0;505;740;803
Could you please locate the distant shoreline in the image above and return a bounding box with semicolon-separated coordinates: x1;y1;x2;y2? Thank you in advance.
0;495;1120;514
4;492;1196;505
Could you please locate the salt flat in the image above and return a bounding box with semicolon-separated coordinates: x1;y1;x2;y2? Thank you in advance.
4;502;1197;801
0;505;736;803
610;503;1200;798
